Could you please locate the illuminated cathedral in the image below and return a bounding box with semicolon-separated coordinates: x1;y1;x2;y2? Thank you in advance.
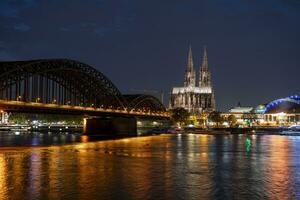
170;46;216;113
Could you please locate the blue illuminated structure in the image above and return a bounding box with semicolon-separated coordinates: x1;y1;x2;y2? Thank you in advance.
264;95;300;113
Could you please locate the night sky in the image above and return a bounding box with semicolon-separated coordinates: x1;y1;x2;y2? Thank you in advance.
0;0;299;111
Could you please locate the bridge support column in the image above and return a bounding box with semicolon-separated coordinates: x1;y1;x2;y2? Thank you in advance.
83;116;137;136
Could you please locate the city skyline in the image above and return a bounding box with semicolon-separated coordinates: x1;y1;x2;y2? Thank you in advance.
0;1;299;111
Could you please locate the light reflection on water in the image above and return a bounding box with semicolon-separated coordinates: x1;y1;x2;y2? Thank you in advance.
0;131;81;146
0;134;300;199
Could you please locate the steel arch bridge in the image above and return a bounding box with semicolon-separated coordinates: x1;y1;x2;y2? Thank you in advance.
0;59;167;117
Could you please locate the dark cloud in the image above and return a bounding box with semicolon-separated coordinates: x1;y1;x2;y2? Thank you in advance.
0;50;15;60
59;27;70;32
0;0;36;17
14;23;30;32
94;27;109;37
0;41;16;60
281;0;300;7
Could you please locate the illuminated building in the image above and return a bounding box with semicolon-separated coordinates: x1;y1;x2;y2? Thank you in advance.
222;96;300;127
264;95;300;114
169;46;216;113
263;95;300;125
222;105;259;126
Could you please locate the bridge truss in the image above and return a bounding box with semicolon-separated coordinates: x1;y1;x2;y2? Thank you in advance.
0;59;167;116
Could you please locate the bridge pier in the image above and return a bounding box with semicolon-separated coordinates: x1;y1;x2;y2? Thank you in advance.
83;116;137;136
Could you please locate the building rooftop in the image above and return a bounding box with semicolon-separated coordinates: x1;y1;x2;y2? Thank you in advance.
229;106;253;113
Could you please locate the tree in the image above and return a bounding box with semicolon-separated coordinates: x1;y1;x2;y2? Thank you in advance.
9;113;26;124
208;111;224;127
170;107;190;126
227;114;237;127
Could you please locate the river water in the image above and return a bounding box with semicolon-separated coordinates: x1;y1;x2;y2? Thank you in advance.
0;132;300;199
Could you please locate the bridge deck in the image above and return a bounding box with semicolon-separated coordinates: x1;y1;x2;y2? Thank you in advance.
0;100;170;118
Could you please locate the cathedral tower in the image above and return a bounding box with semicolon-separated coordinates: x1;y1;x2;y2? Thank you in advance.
199;47;216;111
199;47;211;90
184;46;196;87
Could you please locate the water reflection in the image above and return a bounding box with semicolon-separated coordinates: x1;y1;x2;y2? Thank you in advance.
0;131;82;146
0;134;299;199
0;157;8;198
245;137;251;153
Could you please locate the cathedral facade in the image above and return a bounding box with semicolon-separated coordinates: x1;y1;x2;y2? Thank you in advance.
170;46;216;113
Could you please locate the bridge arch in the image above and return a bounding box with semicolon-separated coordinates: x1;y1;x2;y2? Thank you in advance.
0;59;125;109
123;94;166;113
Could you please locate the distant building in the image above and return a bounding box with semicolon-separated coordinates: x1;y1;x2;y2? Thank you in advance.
222;96;300;127
169;46;216;113
222;105;257;125
264;95;300;114
263;95;300;125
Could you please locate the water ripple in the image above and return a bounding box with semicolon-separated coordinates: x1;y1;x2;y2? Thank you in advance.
0;134;299;199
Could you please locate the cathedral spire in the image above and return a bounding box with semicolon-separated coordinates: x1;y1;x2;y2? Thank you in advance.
201;46;208;70
187;45;193;71
184;45;196;87
199;46;211;88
